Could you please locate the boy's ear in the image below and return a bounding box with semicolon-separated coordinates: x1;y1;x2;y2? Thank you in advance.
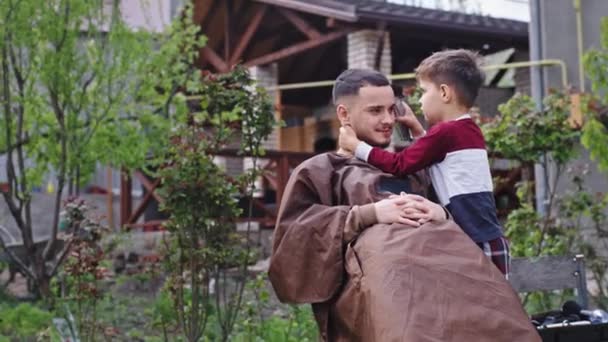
439;84;452;103
337;104;350;126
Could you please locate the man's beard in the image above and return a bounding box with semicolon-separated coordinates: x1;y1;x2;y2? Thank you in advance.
375;141;391;149
360;133;391;149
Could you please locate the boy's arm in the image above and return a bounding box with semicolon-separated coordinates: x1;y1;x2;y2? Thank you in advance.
395;101;426;138
355;126;447;177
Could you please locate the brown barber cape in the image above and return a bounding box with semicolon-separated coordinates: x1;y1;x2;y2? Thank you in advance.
269;153;540;342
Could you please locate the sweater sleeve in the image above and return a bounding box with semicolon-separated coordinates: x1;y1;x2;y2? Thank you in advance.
365;125;449;177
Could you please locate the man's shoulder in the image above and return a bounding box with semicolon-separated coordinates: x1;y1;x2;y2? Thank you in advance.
293;153;348;176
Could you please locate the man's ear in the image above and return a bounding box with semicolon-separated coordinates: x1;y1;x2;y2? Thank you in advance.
336;104;350;126
439;84;452;103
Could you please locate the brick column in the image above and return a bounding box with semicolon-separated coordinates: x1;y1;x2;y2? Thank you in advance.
347;30;392;75
249;63;280;151
348;30;395;149
246;63;280;198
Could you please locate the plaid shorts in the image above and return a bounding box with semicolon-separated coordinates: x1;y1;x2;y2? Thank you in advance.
477;236;511;277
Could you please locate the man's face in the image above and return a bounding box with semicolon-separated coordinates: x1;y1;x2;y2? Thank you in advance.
419;78;444;126
340;85;396;148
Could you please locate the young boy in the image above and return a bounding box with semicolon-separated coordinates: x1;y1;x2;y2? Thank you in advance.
339;49;510;276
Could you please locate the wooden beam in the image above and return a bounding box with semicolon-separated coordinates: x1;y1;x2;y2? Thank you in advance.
193;0;214;25
134;171;163;203
278;8;321;40
201;0;247;70
374;29;387;71
230;5;267;65
199;0;225;69
244;28;352;68
224;0;233;62
276;155;289;206
127;178;161;225
120;169;132;227
245;34;280;62
201;46;229;72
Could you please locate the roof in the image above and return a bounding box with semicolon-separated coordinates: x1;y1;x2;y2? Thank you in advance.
254;0;528;39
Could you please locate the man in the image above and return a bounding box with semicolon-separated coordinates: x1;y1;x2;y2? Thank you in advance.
268;69;539;341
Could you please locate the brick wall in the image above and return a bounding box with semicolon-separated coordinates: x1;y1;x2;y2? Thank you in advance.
347;30;392;75
249;63;279;151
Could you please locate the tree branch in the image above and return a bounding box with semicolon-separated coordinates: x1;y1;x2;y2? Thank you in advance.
0;229;35;280
2;40;32;251
8;42;32;239
43;90;67;261
49;238;74;277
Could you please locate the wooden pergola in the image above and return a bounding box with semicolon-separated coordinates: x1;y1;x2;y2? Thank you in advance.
193;0;527;72
117;0;530;232
193;0;357;74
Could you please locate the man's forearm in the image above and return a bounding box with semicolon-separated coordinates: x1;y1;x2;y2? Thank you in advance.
343;203;377;243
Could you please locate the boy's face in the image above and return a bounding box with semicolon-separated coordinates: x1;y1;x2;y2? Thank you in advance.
336;85;396;148
418;78;448;126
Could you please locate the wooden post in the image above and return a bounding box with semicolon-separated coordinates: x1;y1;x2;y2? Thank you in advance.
224;0;232;63
276;155;289;206
230;5;267;65
276;88;283;150
120;169;132;228
106;167;114;229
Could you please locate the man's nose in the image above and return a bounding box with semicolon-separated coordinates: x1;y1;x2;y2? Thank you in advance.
381;109;395;124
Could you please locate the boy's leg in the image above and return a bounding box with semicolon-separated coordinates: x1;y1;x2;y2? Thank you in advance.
477;236;511;278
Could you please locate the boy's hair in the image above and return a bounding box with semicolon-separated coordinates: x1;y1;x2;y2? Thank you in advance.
332;69;390;105
415;49;485;108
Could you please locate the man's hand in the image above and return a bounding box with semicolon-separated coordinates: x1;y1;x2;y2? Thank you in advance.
390;193;448;224
395;101;425;138
375;196;421;227
339;125;361;153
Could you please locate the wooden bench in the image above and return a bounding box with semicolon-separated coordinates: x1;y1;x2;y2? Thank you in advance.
509;254;589;309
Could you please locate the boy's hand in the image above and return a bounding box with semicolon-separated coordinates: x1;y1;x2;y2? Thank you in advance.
392;193;448;224
375;196;421;227
395;101;425;138
339;125;361;153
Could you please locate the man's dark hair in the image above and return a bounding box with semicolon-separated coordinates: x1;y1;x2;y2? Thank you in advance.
415;49;485;108
332;69;390;105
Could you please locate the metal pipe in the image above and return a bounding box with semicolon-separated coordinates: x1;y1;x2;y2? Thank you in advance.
574;0;586;92
185;59;568;100
530;0;548;216
270;59;568;91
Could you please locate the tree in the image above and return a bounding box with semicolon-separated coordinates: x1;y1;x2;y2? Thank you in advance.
582;17;608;172
159;67;275;341
482;91;589;311
0;0;204;298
